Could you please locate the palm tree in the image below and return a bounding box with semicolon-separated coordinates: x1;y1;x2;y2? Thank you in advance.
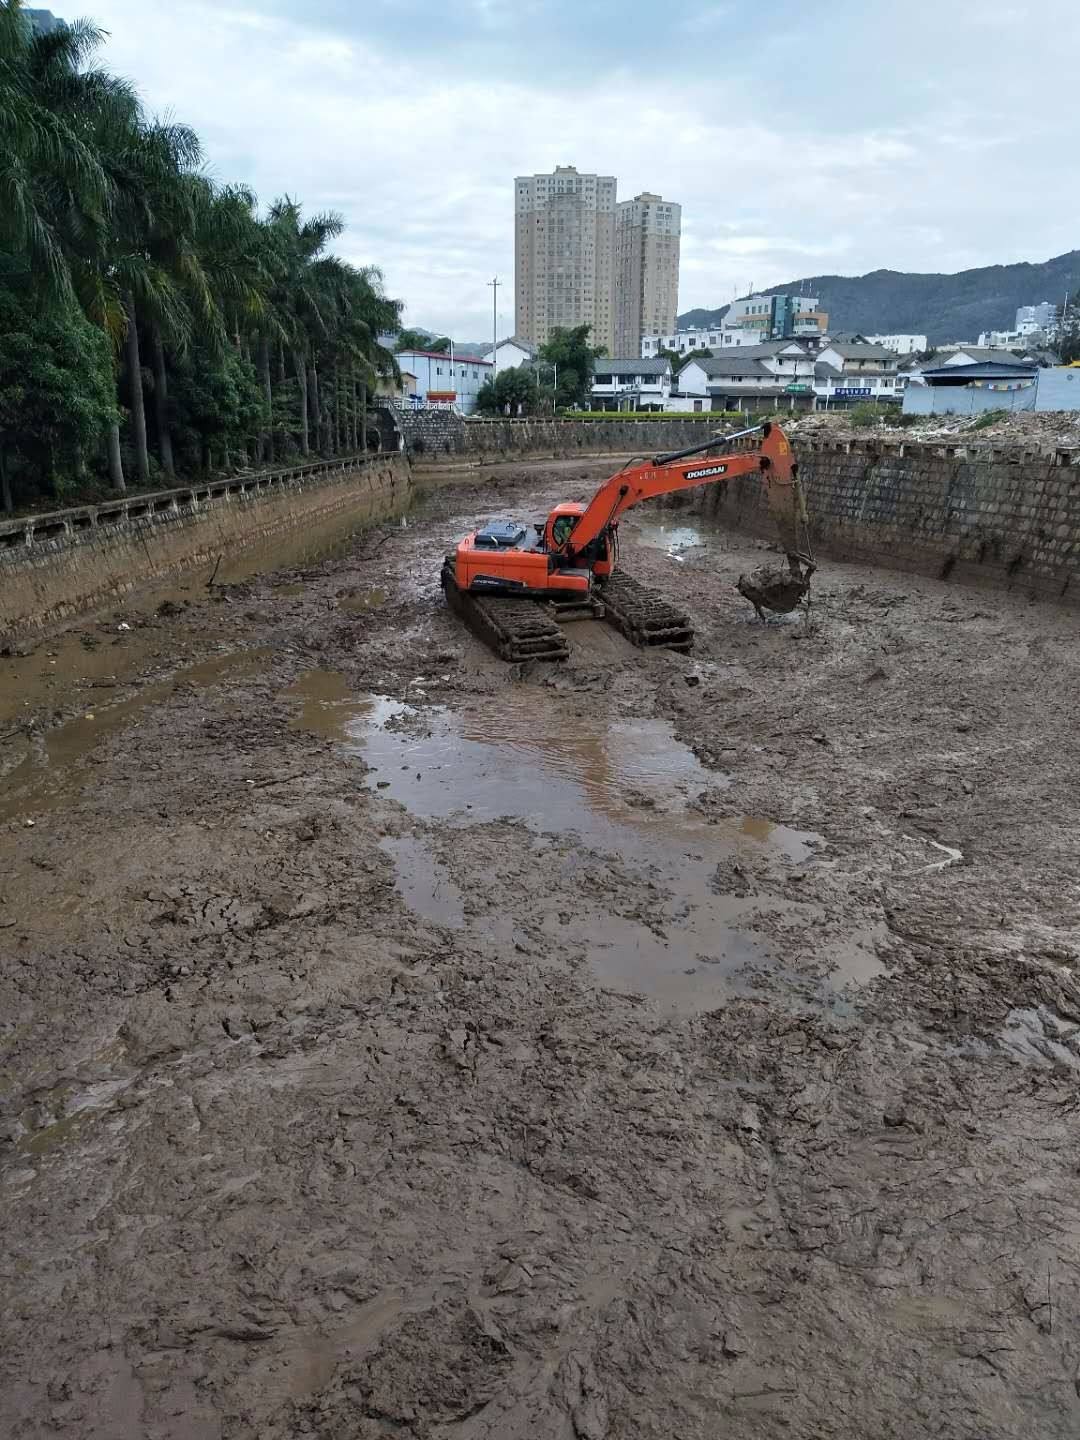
0;4;119;295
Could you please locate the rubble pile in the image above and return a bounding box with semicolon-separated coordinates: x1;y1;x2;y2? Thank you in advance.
788;408;1080;448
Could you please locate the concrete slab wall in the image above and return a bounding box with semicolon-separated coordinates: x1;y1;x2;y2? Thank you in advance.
701;436;1080;602
903;385;1036;417
0;455;412;645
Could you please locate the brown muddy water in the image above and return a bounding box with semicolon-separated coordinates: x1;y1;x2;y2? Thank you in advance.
283;670;877;1013
0;649;270;825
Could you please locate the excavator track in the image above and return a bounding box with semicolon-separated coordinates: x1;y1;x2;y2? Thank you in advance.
599;570;694;652
441;559;569;662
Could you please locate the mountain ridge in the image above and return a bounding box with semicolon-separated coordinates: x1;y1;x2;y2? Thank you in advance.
678;250;1080;344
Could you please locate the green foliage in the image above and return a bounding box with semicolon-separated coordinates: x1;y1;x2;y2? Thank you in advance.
971;408;1007;432
394;329;435;352
168;343;267;468
1058;314;1080;365
539;325;604;408
555;410;742;422
0;3;402;508
475;366;541;416
849;401;906;428
657;346;711;375
0;276;116;508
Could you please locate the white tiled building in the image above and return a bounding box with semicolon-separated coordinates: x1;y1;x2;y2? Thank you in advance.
589;358;672;410
641;326;768;358
865;334;928;355
394;349;492;415
481;336;537;370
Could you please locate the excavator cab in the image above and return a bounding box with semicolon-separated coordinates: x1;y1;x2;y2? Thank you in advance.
544;503;613;577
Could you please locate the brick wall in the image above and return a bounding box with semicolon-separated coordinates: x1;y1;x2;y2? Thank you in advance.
0;455;412;645
700;436;1080;601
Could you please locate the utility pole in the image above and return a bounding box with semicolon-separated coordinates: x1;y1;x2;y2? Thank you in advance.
488;277;500;386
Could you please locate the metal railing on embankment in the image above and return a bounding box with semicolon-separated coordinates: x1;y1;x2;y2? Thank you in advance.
0;453;379;553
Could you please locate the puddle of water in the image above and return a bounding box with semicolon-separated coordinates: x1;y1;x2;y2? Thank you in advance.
282;670;370;745
338;587;388;613
538;901;769;1012
277;674;847;1011
739;815;820;865
349;696;716;844
627;517;707;560
0;650;269;825
326;688;832;1012
380;835;464;927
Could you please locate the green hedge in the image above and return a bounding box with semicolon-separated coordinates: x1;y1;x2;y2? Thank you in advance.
556;410;745;422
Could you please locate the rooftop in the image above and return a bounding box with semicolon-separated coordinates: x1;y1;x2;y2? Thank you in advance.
821;343;896;361
593;358;672;376
936;346;1031;366
489;335;537;356
695;357;772;380
396;348;492;365
923;361;1038;381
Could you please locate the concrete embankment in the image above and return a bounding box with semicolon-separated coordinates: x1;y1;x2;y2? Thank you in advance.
6;418;1080;645
695;433;1080;603
0;454;411;645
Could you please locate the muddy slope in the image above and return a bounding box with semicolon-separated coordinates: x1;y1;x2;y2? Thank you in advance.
2;459;1080;1439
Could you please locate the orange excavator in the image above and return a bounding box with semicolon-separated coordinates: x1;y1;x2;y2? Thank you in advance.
441;422;814;661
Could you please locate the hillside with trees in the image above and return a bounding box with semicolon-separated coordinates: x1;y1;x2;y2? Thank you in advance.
679;250;1080;345
0;0;401;513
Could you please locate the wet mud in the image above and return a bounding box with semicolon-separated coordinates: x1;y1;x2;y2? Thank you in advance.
2;457;1080;1438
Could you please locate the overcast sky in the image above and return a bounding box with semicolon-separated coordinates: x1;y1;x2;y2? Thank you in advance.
72;0;1080;342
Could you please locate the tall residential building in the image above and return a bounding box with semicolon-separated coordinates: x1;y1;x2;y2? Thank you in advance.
613;193;681;358
514;167;617;354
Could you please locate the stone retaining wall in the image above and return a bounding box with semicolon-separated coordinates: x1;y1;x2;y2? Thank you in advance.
0;454;412;644
700;436;1080;601
399;411;731;466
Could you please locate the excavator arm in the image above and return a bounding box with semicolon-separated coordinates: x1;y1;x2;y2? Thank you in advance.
559;422;811;566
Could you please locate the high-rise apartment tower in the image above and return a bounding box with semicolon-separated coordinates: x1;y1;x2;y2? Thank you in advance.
514;166;616;354
613;192;681;358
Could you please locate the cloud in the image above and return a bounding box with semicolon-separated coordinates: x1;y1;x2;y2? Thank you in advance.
77;0;1080;340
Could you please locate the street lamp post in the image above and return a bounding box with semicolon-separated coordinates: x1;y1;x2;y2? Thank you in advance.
488;277;500;387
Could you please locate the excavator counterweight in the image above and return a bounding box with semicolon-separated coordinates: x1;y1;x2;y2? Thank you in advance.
441;422;813;661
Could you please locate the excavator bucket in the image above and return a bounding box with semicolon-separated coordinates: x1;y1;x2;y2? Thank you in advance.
736;563;812;619
738;471;816;619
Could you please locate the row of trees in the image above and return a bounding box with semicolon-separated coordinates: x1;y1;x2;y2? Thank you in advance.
474;325;604;416
0;1;401;512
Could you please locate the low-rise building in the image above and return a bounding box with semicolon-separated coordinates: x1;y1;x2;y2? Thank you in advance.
641;326;755;358
934;345;1035;369
865;333;928;355
902;358;1039;416
394;349;492;415
813;342;900;405
589;357;672;410
376;370;418;403
679;342;816;396
481;336;537;370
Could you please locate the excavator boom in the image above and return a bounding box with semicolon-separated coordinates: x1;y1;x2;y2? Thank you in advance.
560;422;808;563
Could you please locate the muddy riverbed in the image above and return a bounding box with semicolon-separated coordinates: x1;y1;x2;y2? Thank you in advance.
3;457;1080;1438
